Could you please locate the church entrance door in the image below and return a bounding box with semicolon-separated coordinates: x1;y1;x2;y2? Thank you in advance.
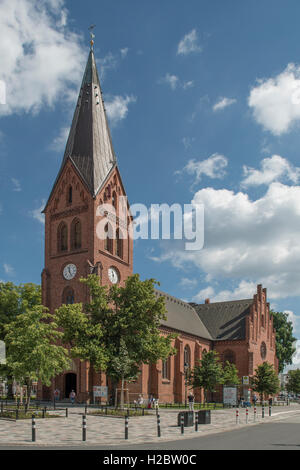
65;373;77;399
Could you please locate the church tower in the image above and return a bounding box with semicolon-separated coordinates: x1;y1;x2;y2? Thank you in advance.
40;40;133;401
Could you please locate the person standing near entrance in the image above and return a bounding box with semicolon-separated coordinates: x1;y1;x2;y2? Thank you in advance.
70;390;76;405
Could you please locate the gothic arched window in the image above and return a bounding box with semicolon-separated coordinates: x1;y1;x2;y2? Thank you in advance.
162;357;171;380
112;191;117;210
58;222;68;252
184;345;191;370
104;223;113;254
71;218;82;250
116;228;123;259
223;349;236;366
62;287;75;305
67;186;73;205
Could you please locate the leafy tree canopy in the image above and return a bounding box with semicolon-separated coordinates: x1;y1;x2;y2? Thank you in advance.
4;306;70;405
286;369;300;395
251;362;280;400
271;310;297;373
55;274;177;383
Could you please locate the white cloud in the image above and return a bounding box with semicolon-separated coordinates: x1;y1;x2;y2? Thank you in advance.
50;126;70;152
151;181;300;301
180;277;198;289
177;29;202;55
105;95;137;127
120;47;129;58
99;47;129;80
30;200;46;224
11;178;21;192
181;137;195;150
193;280;257;303
213;97;237;112
242;155;300;187
177;154;228;184
0;0;86;116
3;263;14;276
183;80;194;90
248;63;300;135
159;73;179;90
159;74;194;91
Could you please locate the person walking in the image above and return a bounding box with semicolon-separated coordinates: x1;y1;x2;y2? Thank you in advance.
70;390;76;405
188;392;195;411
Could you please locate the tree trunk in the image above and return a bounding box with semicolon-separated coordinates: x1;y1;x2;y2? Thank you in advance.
120;377;124;410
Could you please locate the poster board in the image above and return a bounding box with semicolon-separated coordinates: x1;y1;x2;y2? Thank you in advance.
223;386;237;406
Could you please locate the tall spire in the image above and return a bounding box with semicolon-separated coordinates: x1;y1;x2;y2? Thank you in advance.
58;36;117;197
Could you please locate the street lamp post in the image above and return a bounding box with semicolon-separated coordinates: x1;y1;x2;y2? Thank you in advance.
184;362;189;408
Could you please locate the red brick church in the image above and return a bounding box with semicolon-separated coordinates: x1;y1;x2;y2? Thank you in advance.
38;44;278;403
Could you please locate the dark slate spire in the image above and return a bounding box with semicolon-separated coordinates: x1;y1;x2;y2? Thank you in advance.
61;47;117;196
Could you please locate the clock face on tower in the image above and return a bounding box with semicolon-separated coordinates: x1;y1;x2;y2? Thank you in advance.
108;267;119;284
63;263;77;280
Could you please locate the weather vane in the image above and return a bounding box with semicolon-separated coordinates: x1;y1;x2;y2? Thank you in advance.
89;24;96;49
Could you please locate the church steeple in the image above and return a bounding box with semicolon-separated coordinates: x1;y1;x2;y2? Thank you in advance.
61;47;117;197
47;43;117;206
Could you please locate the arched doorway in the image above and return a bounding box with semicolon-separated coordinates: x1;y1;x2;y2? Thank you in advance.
65;373;77;399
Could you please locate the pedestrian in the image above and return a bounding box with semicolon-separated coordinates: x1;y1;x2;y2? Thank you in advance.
54;388;60;402
138;394;144;406
269;397;273;406
148;395;153;409
252;394;257;406
188;392;195;411
69;390;76;405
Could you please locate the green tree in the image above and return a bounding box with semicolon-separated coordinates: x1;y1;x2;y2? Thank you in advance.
55;274;176;401
251;362;280;402
286;369;300;395
222;361;240;386
0;282;41;397
110;338;137;408
271;310;297;373
4;306;70;406
191;350;223;402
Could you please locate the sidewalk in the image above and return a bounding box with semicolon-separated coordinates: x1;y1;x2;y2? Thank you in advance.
0;404;300;447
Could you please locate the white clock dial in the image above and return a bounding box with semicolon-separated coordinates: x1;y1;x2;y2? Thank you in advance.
63;263;77;280
108;267;119;284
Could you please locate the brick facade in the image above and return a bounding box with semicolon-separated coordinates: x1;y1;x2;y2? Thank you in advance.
38;48;278;404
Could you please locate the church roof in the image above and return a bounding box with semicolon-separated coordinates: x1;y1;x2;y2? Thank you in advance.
190;299;253;341
46;47;117;207
155;289;213;340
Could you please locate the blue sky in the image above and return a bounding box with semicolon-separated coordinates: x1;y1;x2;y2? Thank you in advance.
1;0;300;367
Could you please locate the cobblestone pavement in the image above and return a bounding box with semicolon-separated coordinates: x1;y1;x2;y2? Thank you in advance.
1;404;300;447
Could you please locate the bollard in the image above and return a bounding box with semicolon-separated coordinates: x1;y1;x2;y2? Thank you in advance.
254;407;256;422
269;406;272;417
82;415;87;441
195;413;198;432
125;415;129;440
180;414;184;434
262;405;265;418
16;409;19;420
236;408;239;424
32;415;36;442
157;414;161;437
246;408;248;424
66;408;68;418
